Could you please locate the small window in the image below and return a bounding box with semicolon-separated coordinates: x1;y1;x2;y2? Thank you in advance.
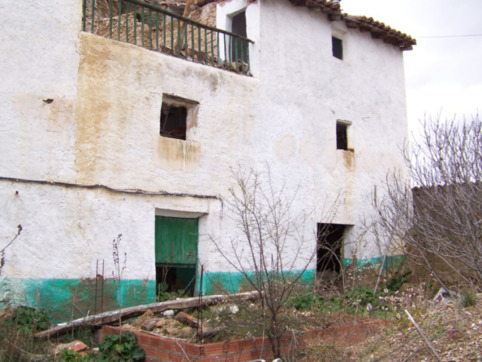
336;122;349;150
160;95;198;140
332;36;343;60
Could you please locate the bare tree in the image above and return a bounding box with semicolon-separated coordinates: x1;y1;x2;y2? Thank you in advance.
210;166;319;358
374;115;482;291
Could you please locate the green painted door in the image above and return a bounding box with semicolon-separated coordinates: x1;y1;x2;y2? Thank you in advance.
155;216;198;266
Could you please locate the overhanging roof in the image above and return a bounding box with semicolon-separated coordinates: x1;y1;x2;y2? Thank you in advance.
289;0;416;50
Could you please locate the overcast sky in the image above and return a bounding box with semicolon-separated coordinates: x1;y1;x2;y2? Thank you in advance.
340;0;482;131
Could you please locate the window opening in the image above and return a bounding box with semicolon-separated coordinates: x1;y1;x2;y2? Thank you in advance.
160;95;198;141
332;36;343;60
317;223;347;280
160;104;187;140
336;122;348;150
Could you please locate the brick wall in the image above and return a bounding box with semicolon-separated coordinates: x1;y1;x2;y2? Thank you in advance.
102;315;387;361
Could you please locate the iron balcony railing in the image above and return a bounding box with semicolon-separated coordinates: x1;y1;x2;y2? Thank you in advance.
82;0;253;75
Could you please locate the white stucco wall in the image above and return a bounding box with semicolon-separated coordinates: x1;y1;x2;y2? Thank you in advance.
0;1;82;181
0;0;410;298
252;0;409;260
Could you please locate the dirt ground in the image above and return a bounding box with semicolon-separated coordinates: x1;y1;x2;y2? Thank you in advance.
121;286;482;361
302;290;482;361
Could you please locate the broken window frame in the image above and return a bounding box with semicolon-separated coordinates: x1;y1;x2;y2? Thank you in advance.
160;94;199;141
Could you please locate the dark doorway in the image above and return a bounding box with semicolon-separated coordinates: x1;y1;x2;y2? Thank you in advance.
317;223;347;275
156;265;196;296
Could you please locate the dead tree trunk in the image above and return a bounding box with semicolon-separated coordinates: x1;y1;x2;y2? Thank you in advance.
35;291;259;339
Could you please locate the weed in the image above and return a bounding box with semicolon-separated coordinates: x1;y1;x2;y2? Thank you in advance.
0;306;53;360
156;282;185;302
289;292;324;312
459;289;477;308
58;348;93;361
384;273;408;293
97;331;145;361
344;285;377;312
5;306;51;335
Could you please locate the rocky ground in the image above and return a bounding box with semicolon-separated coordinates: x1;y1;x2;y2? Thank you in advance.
303;290;482;361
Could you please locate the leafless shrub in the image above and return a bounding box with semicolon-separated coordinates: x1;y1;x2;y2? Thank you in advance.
210;166;337;358
112;234;127;338
374;115;482;291
0;225;22;279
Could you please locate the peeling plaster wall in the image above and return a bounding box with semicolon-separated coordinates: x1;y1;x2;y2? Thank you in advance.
0;0;409;315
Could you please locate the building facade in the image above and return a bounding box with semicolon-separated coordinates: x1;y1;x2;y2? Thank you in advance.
0;0;415;320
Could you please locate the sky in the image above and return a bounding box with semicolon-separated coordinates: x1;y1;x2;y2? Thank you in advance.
340;0;482;132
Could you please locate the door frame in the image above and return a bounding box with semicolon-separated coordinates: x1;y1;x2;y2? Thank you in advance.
154;209;206;296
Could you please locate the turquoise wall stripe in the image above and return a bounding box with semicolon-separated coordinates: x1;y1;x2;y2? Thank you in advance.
198;269;316;295
342;254;406;270
0;255;405;322
0;278;156;323
198;255;406;295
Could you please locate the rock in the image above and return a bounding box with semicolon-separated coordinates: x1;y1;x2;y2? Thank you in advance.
141;318;159;331
155;319;168;328
162;310;175;317
180;326;193;337
131;309;155;328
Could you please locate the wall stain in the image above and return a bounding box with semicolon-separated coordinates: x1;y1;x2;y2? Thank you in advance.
343;150;355;170
74;38;114;181
157;137;200;171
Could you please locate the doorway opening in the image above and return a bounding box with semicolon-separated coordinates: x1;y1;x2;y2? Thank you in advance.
155;216;198;298
316;223;348;279
230;10;248;64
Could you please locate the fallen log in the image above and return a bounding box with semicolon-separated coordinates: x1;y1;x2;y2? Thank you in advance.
35;291;259;339
176;311;200;328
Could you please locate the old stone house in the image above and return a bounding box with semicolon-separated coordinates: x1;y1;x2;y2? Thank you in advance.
0;0;415;320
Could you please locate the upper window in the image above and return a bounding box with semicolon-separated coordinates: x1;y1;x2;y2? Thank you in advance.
336;121;350;150
160;95;199;141
332;36;343;60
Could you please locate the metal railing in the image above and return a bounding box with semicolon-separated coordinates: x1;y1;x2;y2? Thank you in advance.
82;0;253;75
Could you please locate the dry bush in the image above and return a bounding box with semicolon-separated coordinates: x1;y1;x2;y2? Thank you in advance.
210;166;337;358
374;115;482;291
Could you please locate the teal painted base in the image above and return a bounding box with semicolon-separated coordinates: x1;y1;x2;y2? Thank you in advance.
200;256;406;295
199;269;316;295
0;278;156;323
0;256;405;322
343;255;406;270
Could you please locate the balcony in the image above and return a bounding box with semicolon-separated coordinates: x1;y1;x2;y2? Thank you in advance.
82;0;253;75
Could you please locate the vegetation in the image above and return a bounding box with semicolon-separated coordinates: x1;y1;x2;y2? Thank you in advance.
97;332;146;361
0;306;53;360
373;115;482;292
210;166;336;358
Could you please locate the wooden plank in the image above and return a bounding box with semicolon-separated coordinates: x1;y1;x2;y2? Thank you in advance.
34;291;259;339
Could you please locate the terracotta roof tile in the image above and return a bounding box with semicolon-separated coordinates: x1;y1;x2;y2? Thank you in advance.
289;0;416;50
